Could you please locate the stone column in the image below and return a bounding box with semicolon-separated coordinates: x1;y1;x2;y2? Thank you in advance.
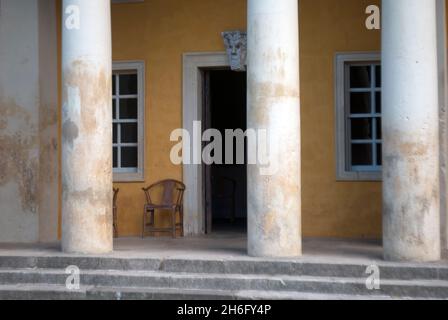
247;0;301;257
436;0;448;259
61;0;113;254
382;0;441;261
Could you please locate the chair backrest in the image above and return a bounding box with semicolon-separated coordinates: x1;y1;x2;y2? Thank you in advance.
142;179;186;207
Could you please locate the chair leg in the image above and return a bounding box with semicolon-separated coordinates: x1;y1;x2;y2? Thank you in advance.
172;209;176;238
113;208;118;238
180;207;184;237
142;207;146;238
150;210;155;237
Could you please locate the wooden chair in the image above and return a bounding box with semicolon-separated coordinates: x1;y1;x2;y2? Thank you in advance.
142;179;185;238
113;188;119;238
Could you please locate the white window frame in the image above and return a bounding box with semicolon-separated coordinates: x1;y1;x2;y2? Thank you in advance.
335;52;382;181
112;61;145;182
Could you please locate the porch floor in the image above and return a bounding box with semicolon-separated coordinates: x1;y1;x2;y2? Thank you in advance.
0;232;446;266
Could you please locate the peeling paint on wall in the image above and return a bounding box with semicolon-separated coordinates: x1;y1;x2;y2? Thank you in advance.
0;1;40;242
0;0;58;243
107;0;382;238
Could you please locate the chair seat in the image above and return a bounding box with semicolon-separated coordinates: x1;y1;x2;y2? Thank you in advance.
145;204;178;210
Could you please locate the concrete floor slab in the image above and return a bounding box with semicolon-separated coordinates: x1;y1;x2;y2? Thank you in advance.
0;232;446;267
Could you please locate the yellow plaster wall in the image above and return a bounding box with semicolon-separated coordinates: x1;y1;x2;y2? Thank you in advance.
300;0;382;238
111;0;247;236
56;0;382;238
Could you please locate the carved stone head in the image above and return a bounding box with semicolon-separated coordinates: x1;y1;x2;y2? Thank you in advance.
222;30;247;72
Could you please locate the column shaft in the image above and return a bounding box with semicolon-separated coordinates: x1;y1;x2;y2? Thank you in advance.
247;0;301;257
382;0;441;261
61;0;113;254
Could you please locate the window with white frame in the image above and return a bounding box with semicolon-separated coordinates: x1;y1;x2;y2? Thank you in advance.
112;61;145;182
335;53;382;181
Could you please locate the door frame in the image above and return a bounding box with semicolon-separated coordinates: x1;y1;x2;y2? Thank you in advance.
182;52;229;235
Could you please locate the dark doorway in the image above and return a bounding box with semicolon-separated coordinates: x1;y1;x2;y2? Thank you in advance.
202;69;247;234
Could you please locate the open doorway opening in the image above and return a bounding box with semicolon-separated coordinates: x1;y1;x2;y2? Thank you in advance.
202;69;247;234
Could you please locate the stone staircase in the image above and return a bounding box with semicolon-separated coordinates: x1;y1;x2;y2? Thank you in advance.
0;255;447;300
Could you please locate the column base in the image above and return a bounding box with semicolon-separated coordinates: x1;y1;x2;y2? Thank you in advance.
383;247;441;263
248;237;302;258
442;249;448;260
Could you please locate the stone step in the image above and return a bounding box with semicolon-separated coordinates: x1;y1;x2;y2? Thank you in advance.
0;284;233;300
0;284;88;300
1;255;447;280
0;256;162;272
0;268;448;299
161;259;448;281
0;284;420;300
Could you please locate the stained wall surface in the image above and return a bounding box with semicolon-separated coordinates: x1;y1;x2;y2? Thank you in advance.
0;0;58;242
1;0;386;241
109;0;382;238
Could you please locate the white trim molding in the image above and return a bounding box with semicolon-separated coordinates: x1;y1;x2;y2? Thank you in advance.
182;52;229;235
334;52;381;181
112;60;145;182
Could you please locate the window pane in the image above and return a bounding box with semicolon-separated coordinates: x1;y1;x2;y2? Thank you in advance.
350;66;371;88
375;65;381;88
376;118;382;140
350;92;371;114
112;75;116;96
119;74;137;95
112;99;117;119
352;144;373;166
121;123;138;143
375;92;381;113
113;147;118;168
121;147;138;168
119;98;138;119
113;123;118;143
351;118;372;140
377;143;382;166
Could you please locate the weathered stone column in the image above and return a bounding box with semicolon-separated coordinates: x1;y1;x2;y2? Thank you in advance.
382;0;441;261
436;0;448;260
247;0;301;257
61;0;113;253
